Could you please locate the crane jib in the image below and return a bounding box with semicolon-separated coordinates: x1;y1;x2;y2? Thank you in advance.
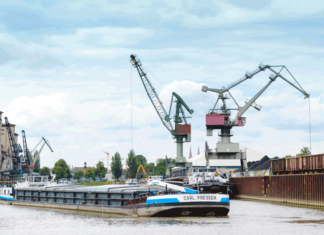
131;55;174;133
130;54;194;159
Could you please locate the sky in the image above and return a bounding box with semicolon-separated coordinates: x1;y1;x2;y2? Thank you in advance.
0;0;323;169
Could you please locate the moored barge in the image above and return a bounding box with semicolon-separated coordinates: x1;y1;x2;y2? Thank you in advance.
2;176;230;217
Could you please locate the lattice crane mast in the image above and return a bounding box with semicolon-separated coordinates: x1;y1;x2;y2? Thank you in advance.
130;54;194;163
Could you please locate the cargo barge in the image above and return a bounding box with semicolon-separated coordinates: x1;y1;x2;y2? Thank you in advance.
1;176;230;217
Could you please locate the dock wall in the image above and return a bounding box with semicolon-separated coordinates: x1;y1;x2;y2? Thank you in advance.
230;173;324;207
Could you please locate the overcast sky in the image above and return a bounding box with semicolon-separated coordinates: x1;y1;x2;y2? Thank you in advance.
0;0;323;168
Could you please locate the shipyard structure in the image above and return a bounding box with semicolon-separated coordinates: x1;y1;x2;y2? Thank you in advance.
0;111;20;181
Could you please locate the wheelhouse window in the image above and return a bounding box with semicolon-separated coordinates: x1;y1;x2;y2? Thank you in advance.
35;177;42;182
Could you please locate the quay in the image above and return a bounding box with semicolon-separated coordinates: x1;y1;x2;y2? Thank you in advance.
230;173;324;208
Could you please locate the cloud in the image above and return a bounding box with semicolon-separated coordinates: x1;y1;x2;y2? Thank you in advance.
0;33;65;69
0;0;323;33
0;1;323;168
47;27;154;48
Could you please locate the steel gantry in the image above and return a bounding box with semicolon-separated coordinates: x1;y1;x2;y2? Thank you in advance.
202;64;309;172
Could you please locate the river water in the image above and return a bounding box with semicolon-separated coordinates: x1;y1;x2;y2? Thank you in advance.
1;200;323;235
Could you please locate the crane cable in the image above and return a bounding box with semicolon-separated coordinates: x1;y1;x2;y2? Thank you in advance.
130;63;133;151
143;65;173;94
309;97;312;154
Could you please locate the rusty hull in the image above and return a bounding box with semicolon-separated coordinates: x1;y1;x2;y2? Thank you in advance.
230;174;324;207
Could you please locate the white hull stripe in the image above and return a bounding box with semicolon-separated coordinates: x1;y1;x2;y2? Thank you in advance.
146;194;229;205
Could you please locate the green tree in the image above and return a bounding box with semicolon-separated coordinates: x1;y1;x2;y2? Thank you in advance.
52;159;71;181
74;171;84;182
111;152;123;180
154;158;166;175
126;149;138;178
135;155;147;165
144;162;155;174
94;161;107;179
297;147;311;156
39;166;51;179
84;168;95;180
284;155;294;159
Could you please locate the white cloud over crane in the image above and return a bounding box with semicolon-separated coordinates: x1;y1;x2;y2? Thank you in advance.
0;0;323;168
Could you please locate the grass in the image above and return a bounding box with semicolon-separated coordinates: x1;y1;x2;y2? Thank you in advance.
74;181;125;186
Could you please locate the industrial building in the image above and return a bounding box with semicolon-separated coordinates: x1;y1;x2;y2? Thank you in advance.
0;110;20;180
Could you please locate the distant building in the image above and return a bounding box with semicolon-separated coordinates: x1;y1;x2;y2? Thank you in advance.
70;166;86;177
1;123;19;154
171;145;266;177
107;169;127;181
70;166;97;181
0;111;20;180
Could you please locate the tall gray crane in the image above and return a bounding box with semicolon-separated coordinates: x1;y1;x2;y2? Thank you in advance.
130;54;194;164
202;64;309;171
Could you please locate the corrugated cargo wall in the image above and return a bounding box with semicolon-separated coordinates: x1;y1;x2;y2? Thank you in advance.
271;154;324;173
230;174;324;207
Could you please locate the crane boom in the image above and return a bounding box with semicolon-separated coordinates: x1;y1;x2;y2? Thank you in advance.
31;137;53;167
202;63;310;173
172;92;194;114
130;54;173;133
235;78;275;119
222;64;266;92
267;66;309;98
203;64;309;122
21;130;32;166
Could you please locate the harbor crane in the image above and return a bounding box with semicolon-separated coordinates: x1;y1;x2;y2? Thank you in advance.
3;117;24;176
202;64;309;171
130;55;194;166
30;137;53;169
21;130;32;172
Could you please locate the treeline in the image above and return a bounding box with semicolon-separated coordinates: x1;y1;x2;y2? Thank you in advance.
37;149;173;182
74;161;107;181
110;149;173;180
283;147;311;158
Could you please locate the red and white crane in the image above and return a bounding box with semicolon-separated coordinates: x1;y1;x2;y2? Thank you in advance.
202;64;309;171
